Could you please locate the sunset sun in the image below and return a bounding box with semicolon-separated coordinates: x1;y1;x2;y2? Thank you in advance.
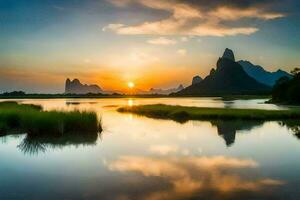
128;82;135;89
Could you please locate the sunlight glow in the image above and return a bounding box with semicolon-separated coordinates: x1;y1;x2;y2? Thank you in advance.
127;99;134;107
128;82;135;88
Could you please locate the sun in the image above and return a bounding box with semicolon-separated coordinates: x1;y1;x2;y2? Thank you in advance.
128;82;135;89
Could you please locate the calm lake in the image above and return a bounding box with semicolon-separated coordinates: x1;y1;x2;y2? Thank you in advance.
1;98;300;200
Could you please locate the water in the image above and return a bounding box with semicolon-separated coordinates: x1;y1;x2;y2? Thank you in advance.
0;98;300;200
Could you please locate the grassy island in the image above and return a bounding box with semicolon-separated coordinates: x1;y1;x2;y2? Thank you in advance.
118;104;300;122
0;101;102;135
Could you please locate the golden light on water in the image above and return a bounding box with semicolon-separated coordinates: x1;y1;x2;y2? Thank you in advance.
127;99;134;107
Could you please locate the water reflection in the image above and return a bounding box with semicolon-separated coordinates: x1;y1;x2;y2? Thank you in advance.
164;119;265;147
65;101;81;105
1;98;300;199
279;120;300;139
223;100;234;108
130;111;300;147
65;101;99;106
15;132;99;155
108;155;284;200
209;120;300;147
210;120;264;147
128;99;134;107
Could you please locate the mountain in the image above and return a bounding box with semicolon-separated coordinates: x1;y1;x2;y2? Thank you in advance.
174;49;271;96
65;78;103;94
192;76;203;85
149;84;184;95
271;69;300;104
238;60;292;86
222;48;235;61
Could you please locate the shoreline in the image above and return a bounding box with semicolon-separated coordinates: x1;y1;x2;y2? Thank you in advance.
117;104;300;122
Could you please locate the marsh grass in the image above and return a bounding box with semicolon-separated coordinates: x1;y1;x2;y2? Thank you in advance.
0;101;102;135
118;104;300;122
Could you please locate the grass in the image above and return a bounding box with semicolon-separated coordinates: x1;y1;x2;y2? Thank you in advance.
117;104;300;122
0;101;102;135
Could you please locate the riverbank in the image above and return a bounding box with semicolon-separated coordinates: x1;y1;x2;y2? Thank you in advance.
118;104;300;121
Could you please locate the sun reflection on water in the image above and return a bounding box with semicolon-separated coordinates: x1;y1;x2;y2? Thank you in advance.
127;99;134;107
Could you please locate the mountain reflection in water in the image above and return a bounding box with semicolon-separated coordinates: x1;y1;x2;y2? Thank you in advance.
211;120;300;147
160;118;300;147
210;120;264;147
2;120;300;155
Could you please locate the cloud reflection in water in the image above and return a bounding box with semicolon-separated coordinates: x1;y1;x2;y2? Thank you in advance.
108;155;284;200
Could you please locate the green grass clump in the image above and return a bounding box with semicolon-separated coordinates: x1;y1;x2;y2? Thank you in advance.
117;104;300;122
0;101;102;135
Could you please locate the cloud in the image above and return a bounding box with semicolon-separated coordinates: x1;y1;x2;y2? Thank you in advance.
104;0;285;37
149;145;178;155
108;155;284;200
130;52;159;63
102;23;124;32
147;37;177;45
177;49;187;56
180;37;188;42
210;6;285;20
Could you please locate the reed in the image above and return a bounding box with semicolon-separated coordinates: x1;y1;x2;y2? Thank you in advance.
0;102;102;135
118;104;300;122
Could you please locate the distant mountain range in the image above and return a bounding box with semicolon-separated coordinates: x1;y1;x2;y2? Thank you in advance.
175;48;271;96
64;78;183;95
136;84;184;95
238;60;292;86
64;49;292;96
65;78;103;94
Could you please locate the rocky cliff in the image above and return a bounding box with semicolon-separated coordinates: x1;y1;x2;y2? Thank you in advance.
174;49;271;96
192;76;203;85
65;78;103;94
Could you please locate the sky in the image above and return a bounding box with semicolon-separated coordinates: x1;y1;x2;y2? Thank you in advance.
0;0;299;93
